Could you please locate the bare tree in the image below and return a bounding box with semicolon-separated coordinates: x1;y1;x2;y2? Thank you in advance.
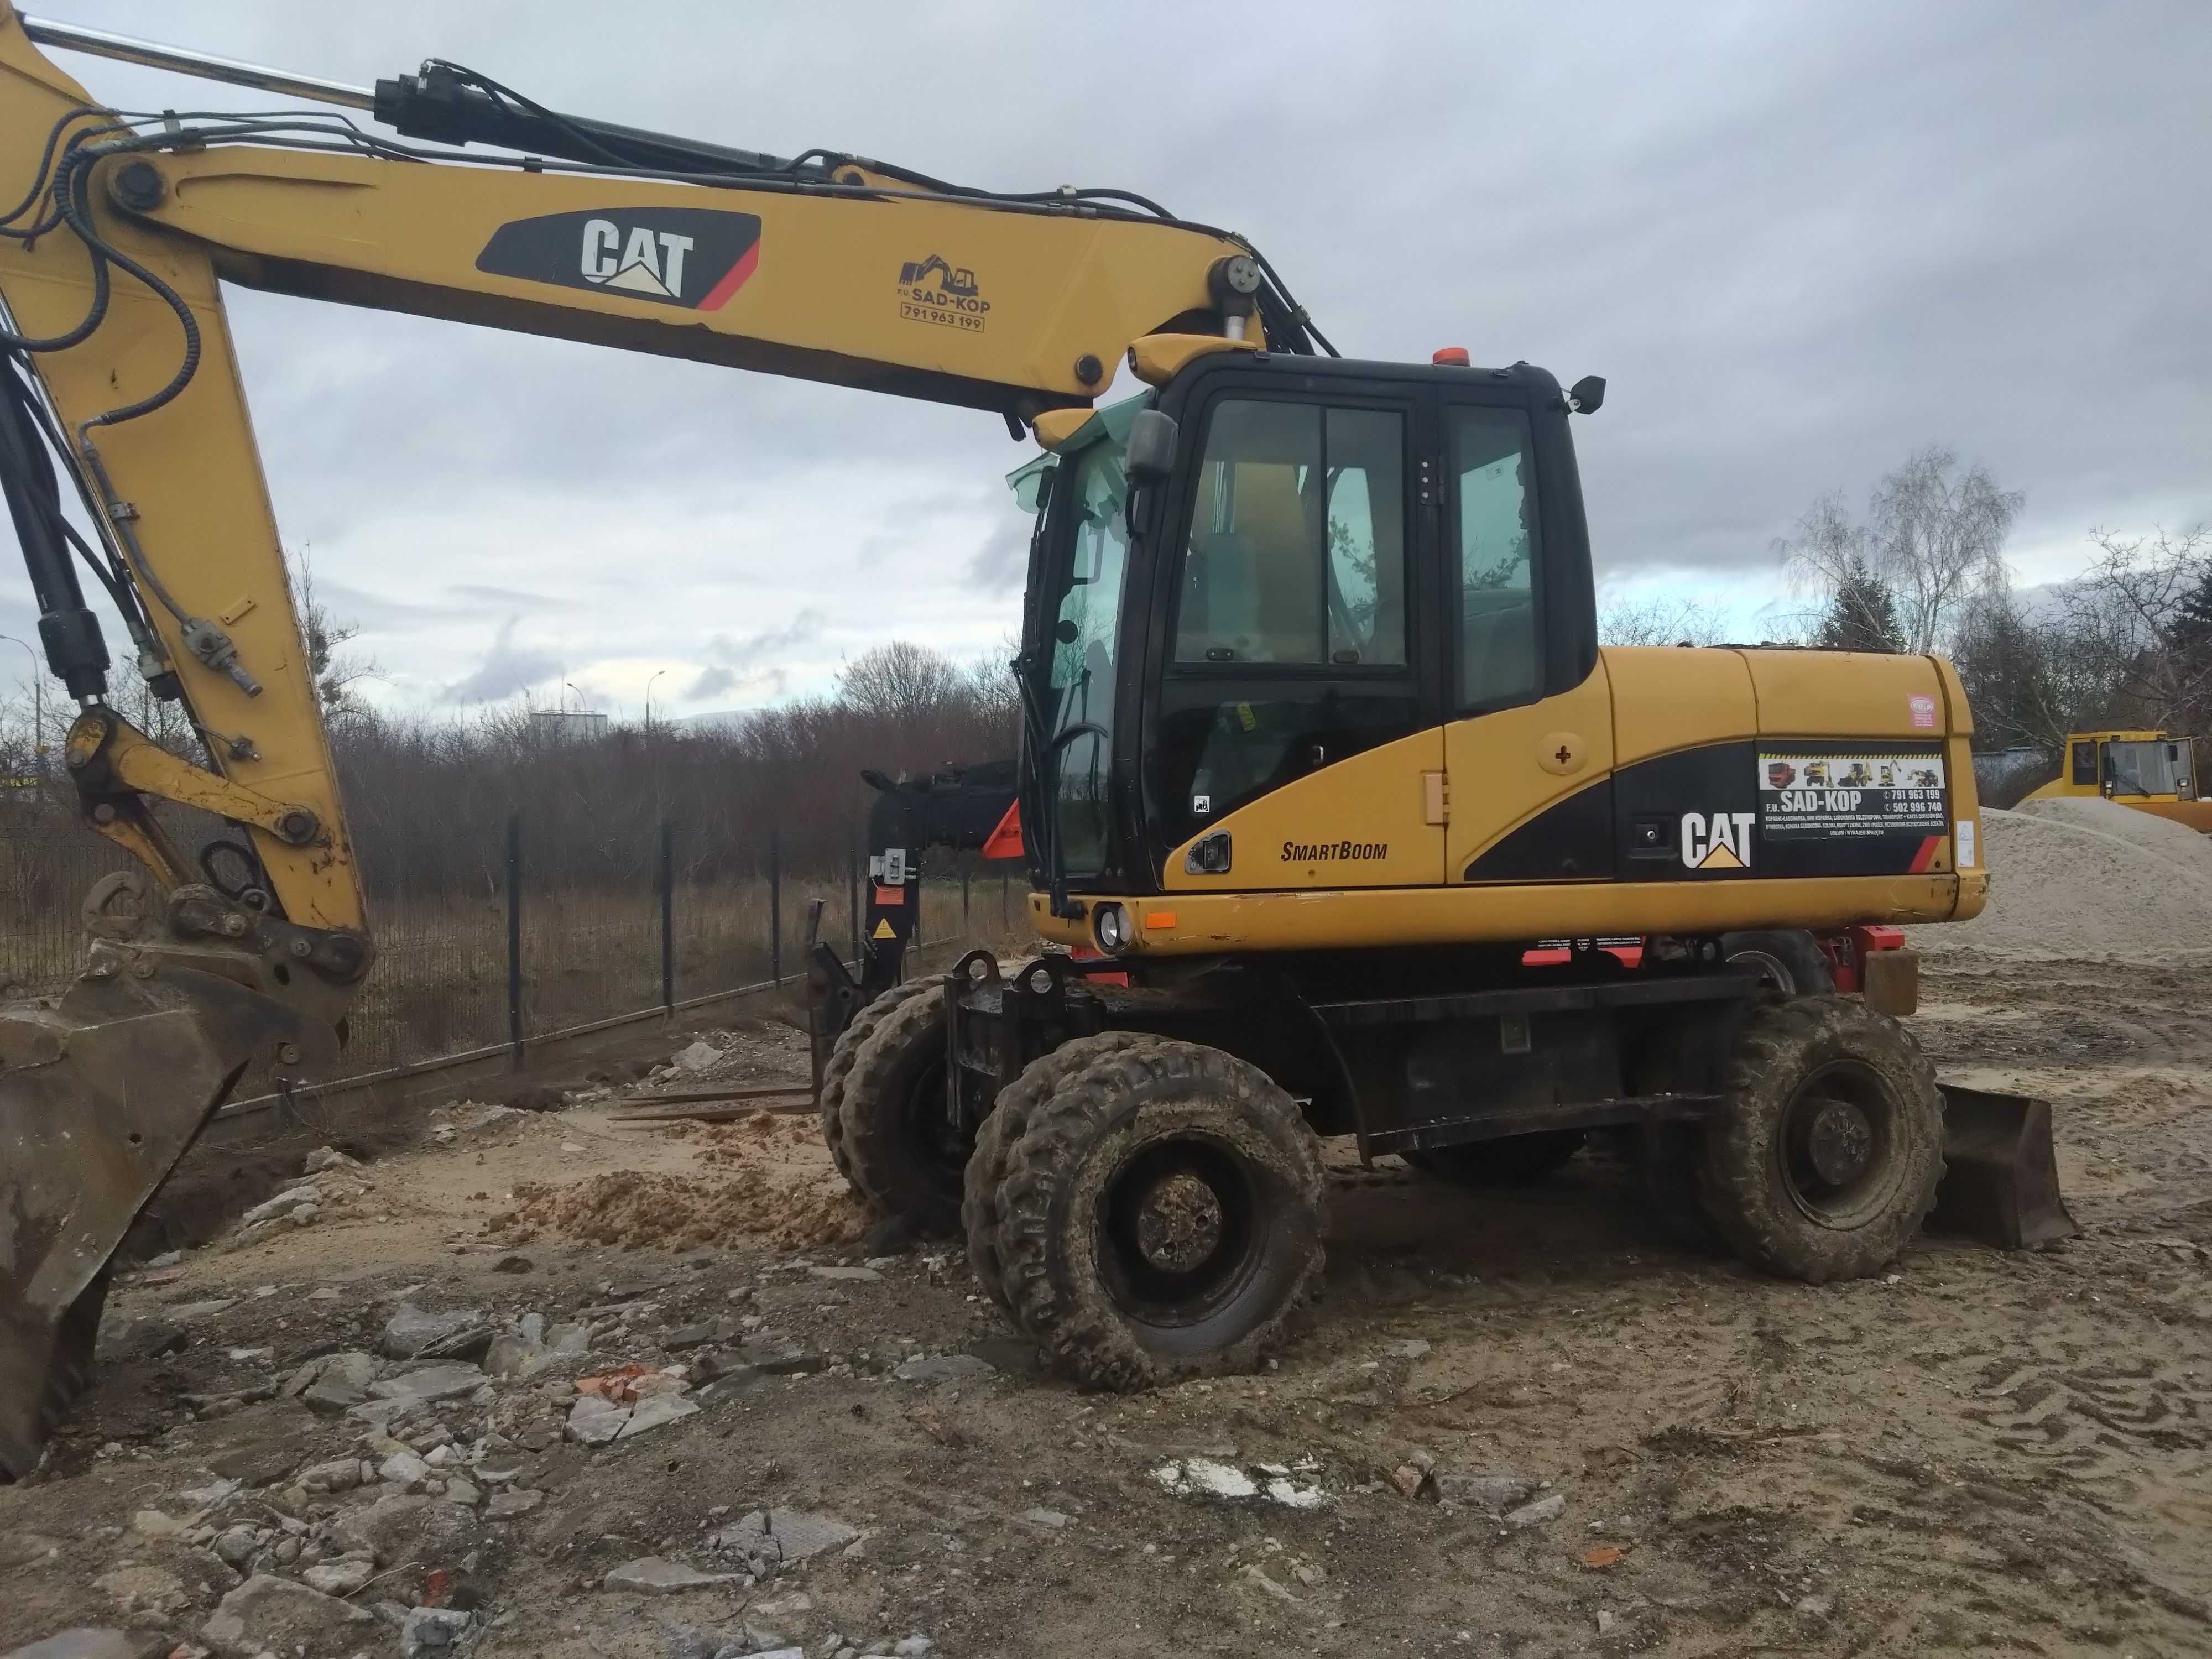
1598;594;1729;647
291;549;378;724
1778;450;2022;655
2063;525;2212;734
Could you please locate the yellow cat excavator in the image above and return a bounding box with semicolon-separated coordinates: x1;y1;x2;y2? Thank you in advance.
0;11;2068;1474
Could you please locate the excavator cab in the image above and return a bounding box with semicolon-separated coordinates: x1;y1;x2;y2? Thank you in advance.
1015;348;1600;912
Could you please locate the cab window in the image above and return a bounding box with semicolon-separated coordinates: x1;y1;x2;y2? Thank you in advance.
2070;741;2097;786
1173;400;1407;668
1451;407;1542;709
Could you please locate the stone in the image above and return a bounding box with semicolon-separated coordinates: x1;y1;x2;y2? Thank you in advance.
211;1523;262;1567
103;1316;188;1363
303;1144;364;1175
210;1438;310;1488
567;1395;630;1445
617;1394;700;1439
672;1039;724;1073
485;1488;543;1520
662;1322;718;1350
368;1361;489;1404
200;1573;374;1656
518;1312;546;1345
892;1353;993;1384
602;1555;741;1594
1021;1507;1071;1530
807;1265;881;1282
484;1335;546;1379
1;1633;162;1659
1434;1472;1534;1515
709;1509;858;1571
546;1321;592;1355
302;1380;367;1415
382;1304;488;1359
1386;1338;1432;1360
1503;1491;1566;1531
166;1298;236;1322
893;1639;935;1657
399;1606;474;1655
629;1372;692;1399
739;1335;821;1374
301;1556;375;1595
379;1450;432;1488
444;1478;483;1507
129;1509;190;1538
92;1563;187;1617
239;1185;320;1228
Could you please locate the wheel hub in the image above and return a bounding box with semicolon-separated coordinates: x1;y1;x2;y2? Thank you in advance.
1801;1095;1874;1186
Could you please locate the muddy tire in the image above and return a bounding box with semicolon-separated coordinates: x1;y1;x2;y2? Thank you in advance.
997;1038;1324;1391
1406;1130;1585;1187
964;1032;1152;1311
818;979;938;1188
1721;930;1834;997
839;983;965;1237
1699;995;1943;1283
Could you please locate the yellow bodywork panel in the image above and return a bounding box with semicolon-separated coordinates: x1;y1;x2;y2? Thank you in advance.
1741;647;1948;738
1606;646;1756;766
113;147;1246;411
1162;728;1444;891
1126;332;1259;387
1446;656;1615;879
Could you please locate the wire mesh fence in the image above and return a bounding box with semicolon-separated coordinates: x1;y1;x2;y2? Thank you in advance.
2;795;1024;1092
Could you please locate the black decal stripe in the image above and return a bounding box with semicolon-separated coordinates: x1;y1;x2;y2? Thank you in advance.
1464;779;1615;882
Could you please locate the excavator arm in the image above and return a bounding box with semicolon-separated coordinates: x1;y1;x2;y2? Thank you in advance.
0;8;1310;1475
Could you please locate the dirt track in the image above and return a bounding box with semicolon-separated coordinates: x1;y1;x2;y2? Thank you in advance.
3;952;2208;1658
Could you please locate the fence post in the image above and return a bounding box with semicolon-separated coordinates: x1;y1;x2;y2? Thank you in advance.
848;828;860;963
658;818;675;1015
504;813;524;1069
769;827;782;987
962;860;971;935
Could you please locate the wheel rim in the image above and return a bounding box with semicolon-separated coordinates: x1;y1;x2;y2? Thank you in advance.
1095;1134;1264;1329
900;1057;967;1196
1774;1059;1903;1228
1729;946;1798;995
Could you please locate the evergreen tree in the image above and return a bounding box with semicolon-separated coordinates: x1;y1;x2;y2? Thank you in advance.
1815;559;1905;653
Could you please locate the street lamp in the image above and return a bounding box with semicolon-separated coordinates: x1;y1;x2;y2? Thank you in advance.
0;634;43;772
645;669;667;730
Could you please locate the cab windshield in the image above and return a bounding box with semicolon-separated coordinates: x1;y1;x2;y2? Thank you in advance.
1010;399;1142;881
2105;739;2185;796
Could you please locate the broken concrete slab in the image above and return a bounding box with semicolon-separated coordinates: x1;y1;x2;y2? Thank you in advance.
367;1361;489;1404
602;1555;740;1594
382;1303;488;1359
567;1394;630;1445
201;1573;375;1656
616;1393;699;1439
892;1353;993;1384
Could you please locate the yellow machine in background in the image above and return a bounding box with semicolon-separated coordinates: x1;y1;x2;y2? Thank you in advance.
2025;730;2212;833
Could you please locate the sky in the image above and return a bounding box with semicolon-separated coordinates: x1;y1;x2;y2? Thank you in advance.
1;0;2206;721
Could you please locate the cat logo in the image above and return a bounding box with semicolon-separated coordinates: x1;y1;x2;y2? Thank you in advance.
1681;810;1756;870
475;207;761;310
898;254;990;332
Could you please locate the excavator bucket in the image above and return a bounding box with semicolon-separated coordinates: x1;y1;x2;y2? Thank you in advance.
1;945;336;1481
1930;1085;2078;1249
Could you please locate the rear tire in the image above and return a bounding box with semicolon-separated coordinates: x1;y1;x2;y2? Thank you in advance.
1406;1130;1585;1187
818;979;938;1189
839;984;966;1237
1721;930;1834;997
997;1039;1324;1391
1699;995;1943;1283
964;1032;1151;1312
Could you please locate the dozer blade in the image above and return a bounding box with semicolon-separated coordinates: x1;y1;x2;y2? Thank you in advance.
0;951;333;1480
1930;1085;2078;1249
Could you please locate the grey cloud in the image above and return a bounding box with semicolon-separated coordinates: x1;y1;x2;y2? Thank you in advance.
682;608;827;700
964;517;1028;593
441;617;561;705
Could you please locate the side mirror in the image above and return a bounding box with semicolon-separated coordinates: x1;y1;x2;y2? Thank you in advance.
1125;408;1179;483
1567;375;1606;414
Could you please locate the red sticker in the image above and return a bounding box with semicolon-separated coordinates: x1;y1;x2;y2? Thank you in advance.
1908;694;1937;729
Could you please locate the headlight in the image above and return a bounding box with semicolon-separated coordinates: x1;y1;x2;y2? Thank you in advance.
1093;902;1129;952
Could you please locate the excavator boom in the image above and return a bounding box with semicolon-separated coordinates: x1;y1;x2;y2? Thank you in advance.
0;8;1304;1477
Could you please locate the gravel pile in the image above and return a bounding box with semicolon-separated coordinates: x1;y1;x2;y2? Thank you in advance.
1913;796;2212;961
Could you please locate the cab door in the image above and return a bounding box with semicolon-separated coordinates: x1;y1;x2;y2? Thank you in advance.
1441;401;1616;884
1146;381;1447;891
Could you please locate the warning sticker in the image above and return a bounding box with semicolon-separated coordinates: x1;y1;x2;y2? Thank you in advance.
1760;751;1947;846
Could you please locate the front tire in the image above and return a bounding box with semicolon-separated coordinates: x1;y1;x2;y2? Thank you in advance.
996;1039;1324;1391
839;983;966;1237
818;979;938;1189
1699;995;1943;1283
1721;930;1834;997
